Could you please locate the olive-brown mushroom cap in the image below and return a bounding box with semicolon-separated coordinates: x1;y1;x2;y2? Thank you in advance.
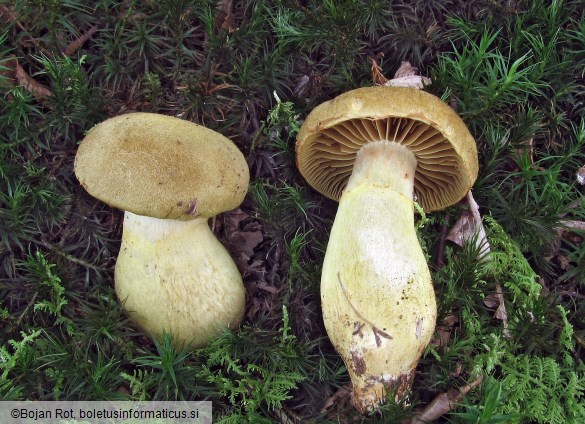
296;86;478;212
75;113;249;220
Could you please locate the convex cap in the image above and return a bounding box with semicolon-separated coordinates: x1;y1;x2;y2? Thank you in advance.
75;113;249;220
296;86;478;212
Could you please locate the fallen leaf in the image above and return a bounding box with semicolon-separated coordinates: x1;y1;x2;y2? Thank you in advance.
293;74;310;98
369;58;433;88
228;231;263;259
449;192;511;337
385;75;432;89
1;5;50;55
0;5;23;29
446;210;472;245
409;376;483;424
446;191;490;260
216;0;236;33
320;386;352;413
483;284;510;337
385;61;432;88
430;314;458;348
557;254;570;270
369;56;389;85
63;25;98;57
482;294;500;309
393;61;418;78
224;208;263;267
561;220;585;232
12;57;54;99
577;166;585;185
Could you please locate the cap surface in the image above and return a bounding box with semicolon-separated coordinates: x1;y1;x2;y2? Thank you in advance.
296;86;478;212
75;113;249;219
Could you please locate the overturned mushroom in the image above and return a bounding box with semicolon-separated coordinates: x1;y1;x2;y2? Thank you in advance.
296;87;478;412
75;113;249;348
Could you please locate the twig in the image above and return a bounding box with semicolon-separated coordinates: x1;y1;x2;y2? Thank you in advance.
62;25;98;57
0;5;51;56
409;375;484;423
560;220;585;232
574;333;585;349
41;241;106;272
273;408;301;424
11;292;38;334
556;290;585;301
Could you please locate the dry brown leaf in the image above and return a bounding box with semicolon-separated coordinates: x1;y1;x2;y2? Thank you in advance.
446;192;490;260
368;56;389;85
561;220;585;232
493;290;508;322
431;314;459;348
446;210;473;246
557;254;570;270
577;166;585;185
409;376;484;424
293;75;310;98
228;231;263;259
216;0;236;33
385;61;431;88
225;208;263;268
320;386;352;413
448;192;511;337
11;58;54;99
246;294;262;319
482;293;500;309
483;284;510;337
1;5;50;55
393;61;419;78
385;75;432;89
0;5;23;29
368;58;432;88
256;282;278;294
63;25;98;57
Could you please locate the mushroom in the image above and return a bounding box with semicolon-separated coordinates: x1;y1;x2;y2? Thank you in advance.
295;86;478;412
74;112;249;348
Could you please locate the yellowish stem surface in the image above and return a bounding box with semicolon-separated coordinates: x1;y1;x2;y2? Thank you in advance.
115;212;245;348
321;141;437;412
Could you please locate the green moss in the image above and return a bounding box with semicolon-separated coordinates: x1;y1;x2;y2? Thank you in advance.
1;0;584;421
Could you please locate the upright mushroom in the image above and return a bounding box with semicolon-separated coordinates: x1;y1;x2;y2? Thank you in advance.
75;112;249;348
296;87;478;412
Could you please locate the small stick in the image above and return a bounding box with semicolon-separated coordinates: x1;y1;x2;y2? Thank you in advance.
409;375;484;423
62;25;98;57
